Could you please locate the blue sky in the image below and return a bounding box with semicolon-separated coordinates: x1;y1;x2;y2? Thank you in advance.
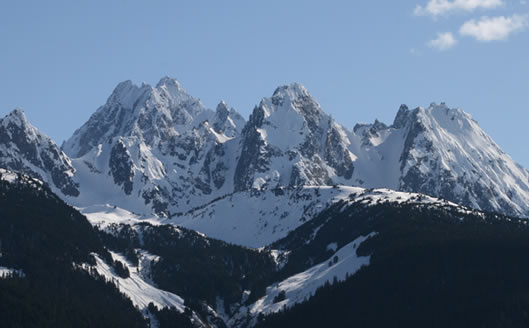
1;0;528;167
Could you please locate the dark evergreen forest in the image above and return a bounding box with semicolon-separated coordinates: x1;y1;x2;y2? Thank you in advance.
258;200;529;328
5;175;529;328
0;178;148;328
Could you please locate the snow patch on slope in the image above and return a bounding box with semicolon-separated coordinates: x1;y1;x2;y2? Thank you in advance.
169;186;479;248
0;266;25;278
80;185;481;249
0;168;20;184
169;186;361;248
81;204;162;230
92;252;185;312
230;233;376;326
0;168;47;191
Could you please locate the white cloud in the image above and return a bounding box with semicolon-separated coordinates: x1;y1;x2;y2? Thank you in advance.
414;0;504;17
459;14;529;41
427;32;458;50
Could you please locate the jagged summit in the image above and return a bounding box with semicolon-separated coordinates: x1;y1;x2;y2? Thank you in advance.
234;83;355;191
260;83;323;119
151;76;204;116
376;102;529;217
109;77;186;105
62;77;215;157
106;80;151;109
213;100;245;138
58;77;247;215
272;83;310;102
249;82;325;128
216;100;229;113
1;108;48;141
392;104;410;129
1;108;30;128
353;119;387;134
156;75;181;88
214;101;230;129
0;110;79;196
8;107;27;119
392;102;471;128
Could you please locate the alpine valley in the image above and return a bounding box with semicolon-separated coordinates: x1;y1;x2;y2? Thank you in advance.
2;77;529;328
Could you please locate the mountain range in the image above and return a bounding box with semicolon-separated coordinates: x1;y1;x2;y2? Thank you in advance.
2;77;528;220
2;77;529;327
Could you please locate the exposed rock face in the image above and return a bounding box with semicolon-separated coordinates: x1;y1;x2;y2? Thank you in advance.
234;83;356;191
109;138;135;195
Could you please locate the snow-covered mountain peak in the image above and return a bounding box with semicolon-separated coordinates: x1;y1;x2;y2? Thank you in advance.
234;84;356;191
250;83;327;131
59;77;250;216
395;103;486;151
151;76;203;114
107;80;151;109
422;101;470;118
108;76;194;110
63;77;214;157
213;100;245;138
156;75;181;88
265;83;324;120
3;108;29;126
391;102;475;135
388;102;529;217
1;109;39;138
0;110;79;197
1;108;42;140
245;83;322;127
271;83;310;104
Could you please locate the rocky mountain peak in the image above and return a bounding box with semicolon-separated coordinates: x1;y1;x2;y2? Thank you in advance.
216;100;229;115
1;108;32;130
0;110;79;197
213;101;245;138
249;83;326;129
371;119;387;132
428;102;472;121
269;83;324;119
107;80;151;109
152;76;200;112
392;104;411;129
7;107;27;121
391;102;472;132
156;76;182;89
63;77;214;157
1;108;41;141
272;83;310;103
234;83;356;192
